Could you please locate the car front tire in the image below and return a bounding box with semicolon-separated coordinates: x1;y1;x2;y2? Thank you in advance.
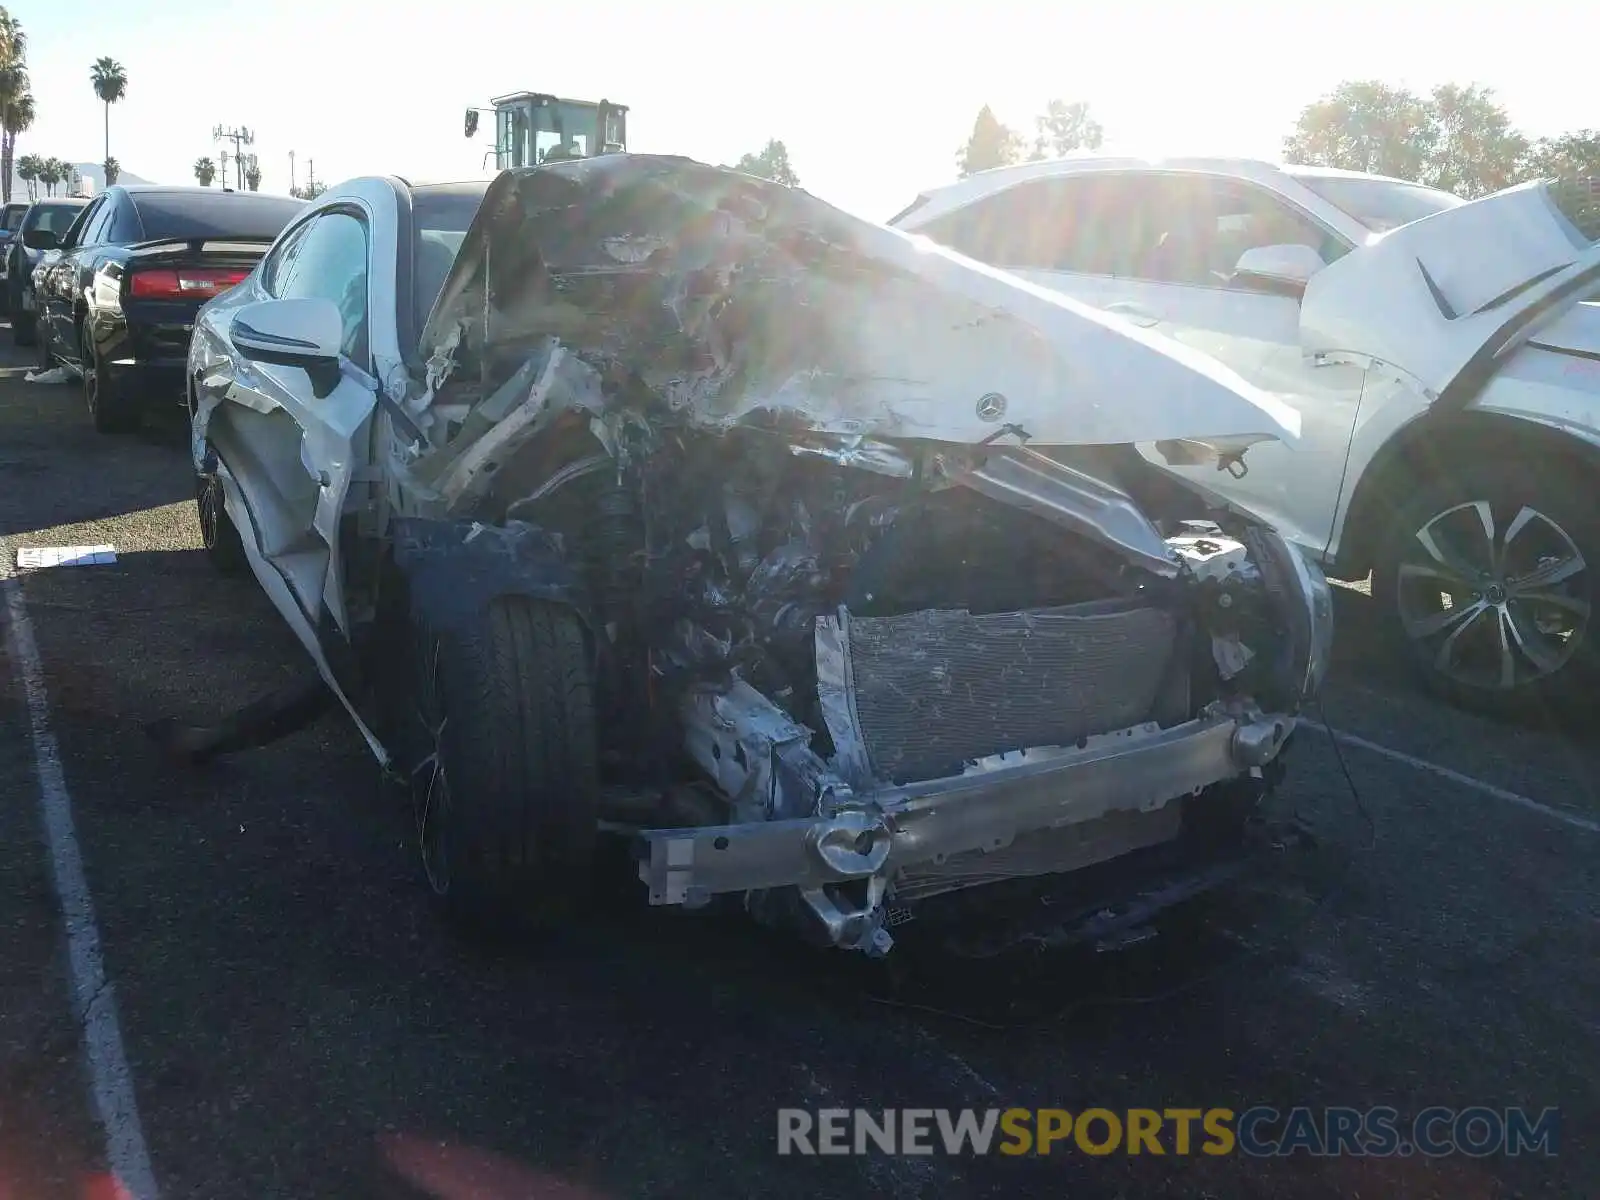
406;596;600;937
1372;460;1597;715
195;468;249;576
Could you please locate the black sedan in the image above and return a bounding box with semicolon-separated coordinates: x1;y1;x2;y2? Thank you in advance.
33;185;305;433
7;196;90;342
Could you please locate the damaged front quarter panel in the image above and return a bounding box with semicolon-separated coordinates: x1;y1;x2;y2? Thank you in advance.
387;516;592;638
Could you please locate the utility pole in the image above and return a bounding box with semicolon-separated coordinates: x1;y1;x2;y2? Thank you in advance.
288;150;296;194
219;150;229;190
213;124;255;190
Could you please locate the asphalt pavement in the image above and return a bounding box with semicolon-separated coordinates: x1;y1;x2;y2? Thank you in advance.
1;329;1597;1199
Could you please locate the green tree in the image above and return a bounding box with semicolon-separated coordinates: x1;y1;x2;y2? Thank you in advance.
1286;79;1536;197
1283;80;1436;181
102;155;119;186
0;8;28;203
17;149;37;198
243;153;261;191
726;138;799;186
90;56;127;164
1522;130;1600;239
1520;129;1600;181
36;154;58;195
956;105;1023;177
1030;98;1103;160
1420;83;1526;197
194;155;216;186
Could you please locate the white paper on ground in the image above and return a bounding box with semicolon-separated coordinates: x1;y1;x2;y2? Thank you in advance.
23;366;70;384
16;545;118;569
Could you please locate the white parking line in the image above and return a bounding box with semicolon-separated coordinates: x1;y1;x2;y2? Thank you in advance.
1303;719;1600;835
2;579;161;1200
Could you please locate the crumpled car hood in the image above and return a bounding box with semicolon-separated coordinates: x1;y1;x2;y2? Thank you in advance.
418;155;1300;449
1302;179;1600;404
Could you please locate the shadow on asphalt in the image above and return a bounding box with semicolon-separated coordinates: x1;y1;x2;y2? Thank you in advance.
0;359;190;539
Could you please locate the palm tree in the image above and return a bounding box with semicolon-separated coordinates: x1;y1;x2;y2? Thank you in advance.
1;86;31;203
36;155;57;196
243;154;261;191
89;56;127;165
17;149;37;198
194;155;216;186
0;8;28;203
103;155;119;186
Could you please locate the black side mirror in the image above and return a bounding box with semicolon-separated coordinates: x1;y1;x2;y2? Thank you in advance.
22;228;58;251
464;109;479;139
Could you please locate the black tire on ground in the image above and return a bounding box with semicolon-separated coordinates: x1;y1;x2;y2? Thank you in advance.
410;596;599;934
11;309;34;346
84;325;141;433
194;469;249;575
1371;458;1599;716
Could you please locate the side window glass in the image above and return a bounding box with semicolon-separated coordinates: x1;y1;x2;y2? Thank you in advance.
920;185;1057;266
106;202;140;245
276;211;370;364
1138;179;1342;287
82;200;114;246
920;177;1163;279
260;220;311;298
1047;176;1164;277
60;200;100;249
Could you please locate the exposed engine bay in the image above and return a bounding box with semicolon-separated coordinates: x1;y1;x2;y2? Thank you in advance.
369;156;1331;955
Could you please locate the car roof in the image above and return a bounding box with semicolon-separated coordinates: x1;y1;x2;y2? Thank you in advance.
27;196;89;208
113;185;300;198
894;154;1418;225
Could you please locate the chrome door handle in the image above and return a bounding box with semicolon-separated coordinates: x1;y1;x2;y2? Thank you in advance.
1103;301;1160;328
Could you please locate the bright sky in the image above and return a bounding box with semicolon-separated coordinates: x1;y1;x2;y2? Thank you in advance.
14;0;1600;220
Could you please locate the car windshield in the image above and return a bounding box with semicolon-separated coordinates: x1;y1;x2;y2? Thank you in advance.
0;203;27;233
22;203;88;236
1290;174;1466;233
411;182;491;333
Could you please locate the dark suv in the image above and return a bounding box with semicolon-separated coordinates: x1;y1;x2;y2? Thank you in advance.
8;197;90;345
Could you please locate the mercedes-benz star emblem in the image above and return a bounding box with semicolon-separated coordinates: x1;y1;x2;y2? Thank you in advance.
976;393;1007;422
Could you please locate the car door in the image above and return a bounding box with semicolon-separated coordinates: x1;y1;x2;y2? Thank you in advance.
40;197;103;353
208;204;381;642
1081;173;1370;552
57;196;118;369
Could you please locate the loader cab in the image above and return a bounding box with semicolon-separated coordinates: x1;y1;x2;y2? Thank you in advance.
473;92;629;170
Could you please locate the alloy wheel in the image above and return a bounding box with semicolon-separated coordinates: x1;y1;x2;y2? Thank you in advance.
411;632;453;895
1394;499;1590;692
196;474;225;552
81;331;98;419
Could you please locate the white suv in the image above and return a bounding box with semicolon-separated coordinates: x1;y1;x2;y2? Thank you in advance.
893;157;1600;715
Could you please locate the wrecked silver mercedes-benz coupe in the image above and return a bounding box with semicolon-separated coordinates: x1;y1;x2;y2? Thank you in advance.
184;155;1332;955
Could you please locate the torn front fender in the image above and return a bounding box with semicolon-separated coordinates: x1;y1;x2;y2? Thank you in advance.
387;516;592;638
